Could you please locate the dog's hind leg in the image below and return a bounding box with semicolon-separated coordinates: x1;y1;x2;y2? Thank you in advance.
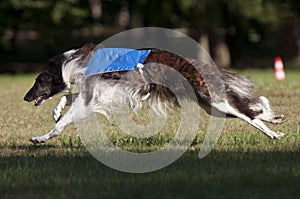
250;96;287;124
30;94;89;143
53;93;79;122
211;101;284;139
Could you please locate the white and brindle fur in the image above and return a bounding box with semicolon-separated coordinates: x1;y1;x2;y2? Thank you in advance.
24;44;287;143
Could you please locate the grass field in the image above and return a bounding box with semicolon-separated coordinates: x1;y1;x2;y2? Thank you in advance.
0;70;300;198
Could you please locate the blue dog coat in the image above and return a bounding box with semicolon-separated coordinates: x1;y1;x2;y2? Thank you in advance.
84;48;151;75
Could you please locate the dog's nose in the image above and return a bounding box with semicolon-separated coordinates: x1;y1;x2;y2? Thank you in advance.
24;95;31;102
24;95;29;101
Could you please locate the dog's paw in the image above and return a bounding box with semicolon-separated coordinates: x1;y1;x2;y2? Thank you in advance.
271;114;288;124
273;132;285;139
29;136;47;144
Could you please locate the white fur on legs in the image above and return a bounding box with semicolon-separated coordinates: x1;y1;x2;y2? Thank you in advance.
211;101;285;139
250;96;273;120
251;96;287;124
251;118;284;139
30;94;91;143
30;112;73;143
53;96;68;122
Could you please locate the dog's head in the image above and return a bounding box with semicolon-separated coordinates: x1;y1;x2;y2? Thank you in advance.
24;43;96;106
24;54;68;106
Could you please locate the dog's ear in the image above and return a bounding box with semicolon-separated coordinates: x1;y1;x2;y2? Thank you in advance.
52;73;62;83
47;54;65;83
48;54;65;74
48;54;65;68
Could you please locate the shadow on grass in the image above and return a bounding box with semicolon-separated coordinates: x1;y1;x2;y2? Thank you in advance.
0;148;299;199
8;144;57;151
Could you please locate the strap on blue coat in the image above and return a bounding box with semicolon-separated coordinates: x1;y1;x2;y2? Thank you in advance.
84;48;151;75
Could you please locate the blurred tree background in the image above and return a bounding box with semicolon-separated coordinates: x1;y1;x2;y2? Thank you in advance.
1;0;300;73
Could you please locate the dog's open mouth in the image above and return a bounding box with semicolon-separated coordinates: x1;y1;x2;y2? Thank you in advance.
34;95;47;106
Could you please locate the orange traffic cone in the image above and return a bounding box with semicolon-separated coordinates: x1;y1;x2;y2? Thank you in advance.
274;56;285;81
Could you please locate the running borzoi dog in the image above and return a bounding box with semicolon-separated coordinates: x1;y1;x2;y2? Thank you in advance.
24;43;287;143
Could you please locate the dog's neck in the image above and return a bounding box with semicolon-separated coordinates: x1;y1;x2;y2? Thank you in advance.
62;58;86;85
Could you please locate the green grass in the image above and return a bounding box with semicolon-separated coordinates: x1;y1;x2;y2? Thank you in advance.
0;70;300;199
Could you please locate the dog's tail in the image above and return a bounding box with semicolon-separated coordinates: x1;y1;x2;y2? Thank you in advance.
221;69;255;100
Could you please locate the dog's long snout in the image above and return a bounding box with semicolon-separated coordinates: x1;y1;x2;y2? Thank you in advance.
24;85;36;102
24;95;31;102
24;91;33;102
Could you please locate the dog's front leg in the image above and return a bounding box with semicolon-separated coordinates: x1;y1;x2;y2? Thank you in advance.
53;93;79;122
30;94;88;144
30;112;73;144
